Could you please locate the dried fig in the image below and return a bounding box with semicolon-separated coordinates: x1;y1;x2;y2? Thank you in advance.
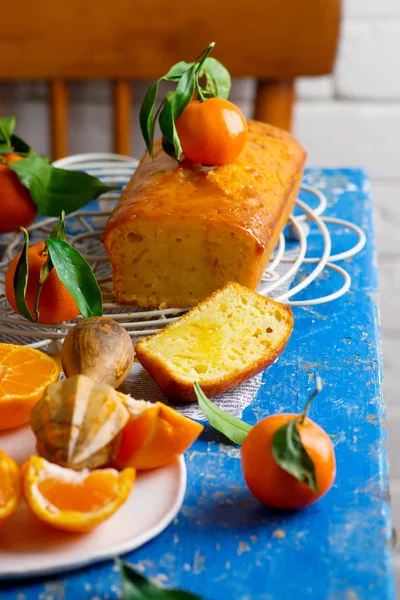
61;317;134;388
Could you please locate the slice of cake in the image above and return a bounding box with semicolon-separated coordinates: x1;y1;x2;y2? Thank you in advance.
135;282;293;403
102;121;305;308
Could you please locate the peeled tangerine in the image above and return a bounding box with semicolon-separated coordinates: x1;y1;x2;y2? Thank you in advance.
0;450;21;525
23;456;135;532
31;375;129;470
113;396;204;470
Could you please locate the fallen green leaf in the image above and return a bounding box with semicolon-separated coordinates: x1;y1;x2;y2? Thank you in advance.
46;238;103;319
194;382;252;445
119;560;204;599
9;153;119;216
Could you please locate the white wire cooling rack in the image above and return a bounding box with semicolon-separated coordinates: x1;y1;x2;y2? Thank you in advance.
0;153;366;349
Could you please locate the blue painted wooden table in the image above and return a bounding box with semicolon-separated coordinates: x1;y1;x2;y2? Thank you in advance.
1;169;395;600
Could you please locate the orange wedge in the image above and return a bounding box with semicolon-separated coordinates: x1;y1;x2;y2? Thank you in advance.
0;450;21;524
23;456;135;533
113;399;203;471
0;344;60;430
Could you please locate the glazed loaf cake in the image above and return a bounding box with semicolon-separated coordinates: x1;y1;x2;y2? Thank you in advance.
102;121;306;308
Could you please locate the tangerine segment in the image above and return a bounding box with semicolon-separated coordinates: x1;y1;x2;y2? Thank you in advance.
114;401;203;470
0;344;60;430
0;450;21;524
23;456;135;533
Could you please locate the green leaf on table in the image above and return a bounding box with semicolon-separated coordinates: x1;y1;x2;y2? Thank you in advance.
159;95;182;161
46;238;103;319
272;419;318;492
13;227;34;322
119;561;204;599
9;153;119;217
0;117;16;148
202;57;231;99
194;382;252;445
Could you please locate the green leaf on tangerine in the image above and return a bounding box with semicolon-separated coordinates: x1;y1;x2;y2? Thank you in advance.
46;238;103;319
13;227;34;322
159;96;182;161
0;117;16;148
139;80;161;158
171;63;197;119
9;154;119;217
202;57;231;99
272;419;318;493
33;212;68;321
194;382;252;445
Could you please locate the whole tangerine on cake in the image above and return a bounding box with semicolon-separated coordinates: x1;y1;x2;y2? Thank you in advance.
176;97;247;165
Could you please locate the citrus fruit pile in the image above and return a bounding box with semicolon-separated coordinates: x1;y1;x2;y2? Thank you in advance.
0;331;203;533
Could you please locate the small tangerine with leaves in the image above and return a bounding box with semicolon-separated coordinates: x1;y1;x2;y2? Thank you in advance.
0;153;36;234
5;241;80;324
241;380;336;510
175;97;248;165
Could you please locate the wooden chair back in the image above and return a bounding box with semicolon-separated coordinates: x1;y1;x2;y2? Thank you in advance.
0;0;341;160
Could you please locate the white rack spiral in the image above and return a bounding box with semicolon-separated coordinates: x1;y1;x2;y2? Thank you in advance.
0;153;366;349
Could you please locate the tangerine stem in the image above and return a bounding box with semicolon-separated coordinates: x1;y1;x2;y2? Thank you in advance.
196;74;206;102
299;376;323;424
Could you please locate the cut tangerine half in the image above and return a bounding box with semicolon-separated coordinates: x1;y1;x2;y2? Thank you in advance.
23;456;135;533
114;398;203;470
0;450;21;524
0;344;60;430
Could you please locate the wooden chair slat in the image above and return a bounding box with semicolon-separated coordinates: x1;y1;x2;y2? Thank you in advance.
49;80;68;160
0;0;341;154
0;0;341;80
254;80;295;132
113;80;132;156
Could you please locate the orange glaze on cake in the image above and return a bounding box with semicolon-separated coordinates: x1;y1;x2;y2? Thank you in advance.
102;121;306;308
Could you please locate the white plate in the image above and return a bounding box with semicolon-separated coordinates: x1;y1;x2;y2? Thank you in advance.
0;425;186;579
